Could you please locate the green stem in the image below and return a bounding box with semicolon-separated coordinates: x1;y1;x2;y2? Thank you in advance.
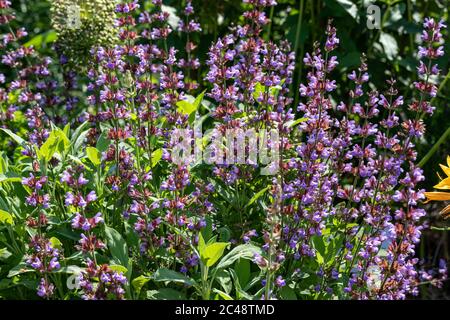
292;0;305;105
265;6;275;41
418;126;450;167
202;264;210;300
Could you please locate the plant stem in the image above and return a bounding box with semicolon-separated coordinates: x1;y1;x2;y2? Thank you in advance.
292;0;305;106
265;6;275;41
418;126;450;168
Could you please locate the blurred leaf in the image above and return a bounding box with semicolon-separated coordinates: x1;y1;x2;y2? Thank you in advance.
0;247;11;261
324;0;358;20
0;128;25;145
193;90;206;111
385;3;405;28
0;173;21;185
177;100;196;115
218;226;231;242
0;209;13;225
246;186;270;207
340;51;361;68
161;5;180;29
379;32;398;60
285;117;308;128
334;0;358;19
49;237;62;250
24;30;57;48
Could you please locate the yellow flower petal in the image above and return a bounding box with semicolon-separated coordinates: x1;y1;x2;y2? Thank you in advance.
424;191;450;202
433;177;450;190
440;163;450;177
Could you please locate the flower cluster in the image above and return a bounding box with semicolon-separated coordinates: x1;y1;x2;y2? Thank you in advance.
78;259;127;300
26;235;61;298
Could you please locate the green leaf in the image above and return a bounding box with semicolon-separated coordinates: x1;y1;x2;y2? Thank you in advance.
0;153;7;174
63;124;70;137
332;0;358;20
252;82;283;103
252;82;265;101
218;227;232;242
24;30;57;48
39;128;70;161
147;288;186;300
132;275;150;296
311;236;326;264
246;186;270;207
0;174;22;185
285;117;308;128
55;227;81;241
215;269;232;294
109;264;128;274
200;216;213;243
176;90;206;116
0;248;11;261
104;226;129;267
234;259;251;288
280;286;297;300
39;137;59;162
49;237;62;250
192;90;206;111
86;146;101;166
151;149;163;167
96;131;111;152
216;244;262;270
176;100;196;115
0;209;13;225
8;262;33;278
0;128;25;145
213;288;233;300
202;242;230;267
153;268;194;286
56;265;83;274
70;122;90;152
198;232;206;255
379;32;398;61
